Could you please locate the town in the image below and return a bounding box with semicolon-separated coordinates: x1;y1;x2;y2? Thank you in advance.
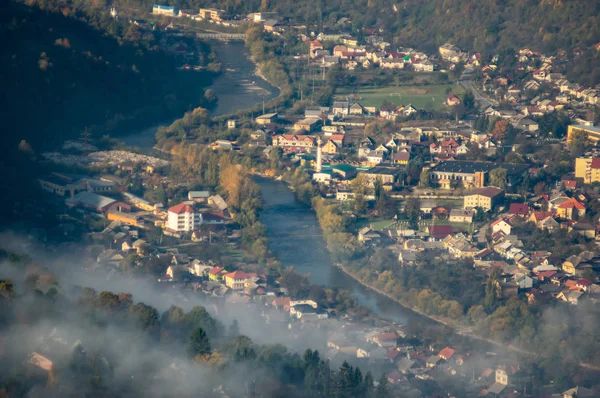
5;0;600;397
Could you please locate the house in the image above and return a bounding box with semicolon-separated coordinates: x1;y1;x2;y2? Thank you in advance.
562;386;596;398
208;266;227;281
65;191;128;214
349;103;364;115
358;227;380;243
449;209;474;223
463;187;505;211
430;161;527;190
426;355;441;368
513;273;533;289
209;194;228;211
321;140;339;154
569;222;596;239
391;152;410;165
272;134;315;151
491;218;513;236
361;166;402;186
508;203;529;217
562;252;600;275
529;211;554;224
332;101;349;115
556;197;586;220
438;347;455;362
557;290;584;305
153;4;179;17
294;118;322;132
255;113;278;125
169;207;224;232
223;270;257;290
188;191;210;202
444;233;479;257
447;94;461;106
428;225;453;240
290;304;328;320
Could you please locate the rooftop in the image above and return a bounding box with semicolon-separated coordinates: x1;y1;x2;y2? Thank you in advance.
66;191;116;209
465;187;504;198
169;203;194;214
430;161;527;176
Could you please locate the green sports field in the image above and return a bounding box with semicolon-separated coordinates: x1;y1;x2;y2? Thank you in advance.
335;84;465;111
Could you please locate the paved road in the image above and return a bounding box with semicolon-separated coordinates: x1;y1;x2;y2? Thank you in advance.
459;67;498;109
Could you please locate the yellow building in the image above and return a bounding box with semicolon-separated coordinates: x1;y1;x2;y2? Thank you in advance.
463;187;504;211
567;125;600;143
575;157;600;184
107;211;139;227
223;270;257;290
322;140;339;154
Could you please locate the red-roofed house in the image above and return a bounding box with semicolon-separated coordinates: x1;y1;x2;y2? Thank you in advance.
556;198;586;220
167;203;197;232
208;266;227;281
428;225;453;240
438;347;456;361
509;203;529;217
224;270;258;290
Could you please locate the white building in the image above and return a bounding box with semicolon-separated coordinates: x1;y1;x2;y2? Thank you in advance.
166;203;224;232
152;4;179;17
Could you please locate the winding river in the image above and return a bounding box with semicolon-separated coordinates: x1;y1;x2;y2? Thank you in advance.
120;41;279;152
119;40;491;351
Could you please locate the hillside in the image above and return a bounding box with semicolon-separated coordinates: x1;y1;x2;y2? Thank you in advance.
0;1;214;154
167;0;598;56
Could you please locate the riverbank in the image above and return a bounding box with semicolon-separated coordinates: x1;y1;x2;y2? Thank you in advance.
333;261;600;372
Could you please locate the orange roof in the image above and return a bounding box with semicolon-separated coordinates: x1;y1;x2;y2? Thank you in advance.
208;266;223;275
224;270;257;280
168;203;194;214
438;347;455;360
557;198;585;210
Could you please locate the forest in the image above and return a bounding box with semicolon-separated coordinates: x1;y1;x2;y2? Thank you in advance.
2;0;216;155
0;252;390;398
118;0;599;56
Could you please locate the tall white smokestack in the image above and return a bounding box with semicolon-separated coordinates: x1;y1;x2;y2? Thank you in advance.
316;136;322;172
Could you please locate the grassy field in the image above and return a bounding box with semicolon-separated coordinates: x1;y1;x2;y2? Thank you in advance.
335;84;465;111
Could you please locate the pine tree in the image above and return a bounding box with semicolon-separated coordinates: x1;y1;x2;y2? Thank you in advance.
363;371;374;397
187;327;211;358
376;374;389;398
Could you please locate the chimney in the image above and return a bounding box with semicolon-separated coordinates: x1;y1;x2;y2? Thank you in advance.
316;136;323;172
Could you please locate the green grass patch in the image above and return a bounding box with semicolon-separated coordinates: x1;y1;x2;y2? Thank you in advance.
336;84;465;111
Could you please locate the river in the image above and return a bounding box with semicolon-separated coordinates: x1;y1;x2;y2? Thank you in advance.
118;40;490;351
120;41;279;152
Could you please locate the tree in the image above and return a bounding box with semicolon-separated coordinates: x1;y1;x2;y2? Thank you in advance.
279;267;310;298
569;129;589;158
489;168;507;190
484;270;500;313
463;90;475;111
376;374;389;398
229;319;240;338
418;168;431;188
188;327;211;358
363;371;374;397
405;197;421;230
0;281;15;300
352;174;369;214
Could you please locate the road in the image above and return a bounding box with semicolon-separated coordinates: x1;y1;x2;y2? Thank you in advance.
459;67;498;109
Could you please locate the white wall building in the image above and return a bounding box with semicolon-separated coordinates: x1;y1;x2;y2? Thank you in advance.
166;203;224;232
